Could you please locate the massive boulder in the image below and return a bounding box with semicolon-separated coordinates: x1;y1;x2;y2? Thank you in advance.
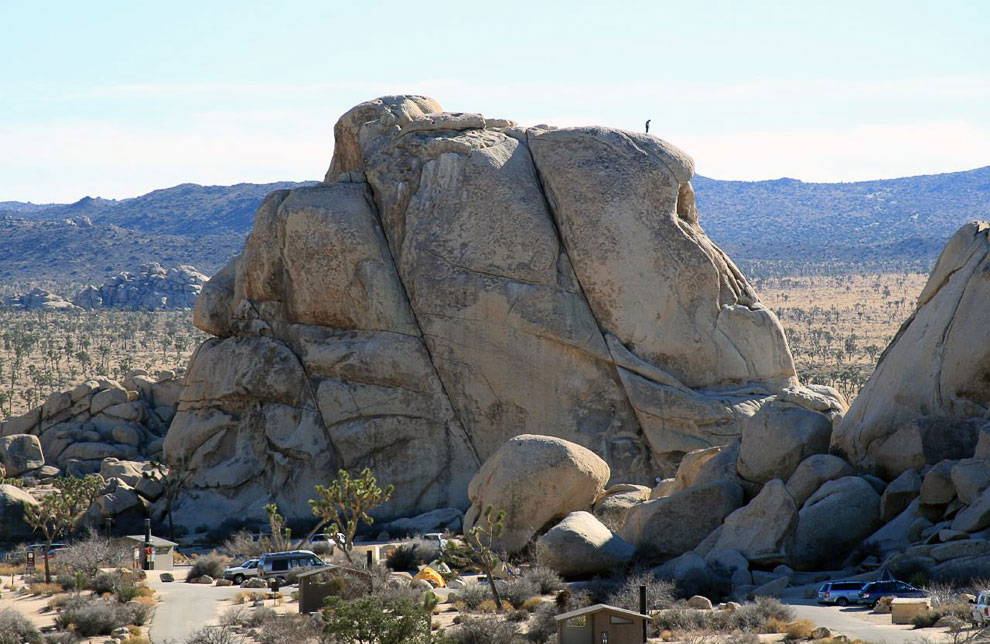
0;484;39;541
536;511;635;578
710;479;798;561
833;222;990;477
793;477;882;569
463;435;610;553
173;95;839;525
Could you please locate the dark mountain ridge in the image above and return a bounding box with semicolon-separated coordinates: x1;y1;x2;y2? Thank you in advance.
1;166;987;290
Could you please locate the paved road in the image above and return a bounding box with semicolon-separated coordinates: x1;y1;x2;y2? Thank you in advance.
147;568;245;644
785;599;934;643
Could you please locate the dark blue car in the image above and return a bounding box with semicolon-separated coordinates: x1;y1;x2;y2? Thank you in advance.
857;580;926;606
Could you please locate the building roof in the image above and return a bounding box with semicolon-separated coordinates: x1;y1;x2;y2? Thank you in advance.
118;535;178;547
554;604;650;622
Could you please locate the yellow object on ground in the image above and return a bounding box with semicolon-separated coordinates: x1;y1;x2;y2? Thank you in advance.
414;566;446;588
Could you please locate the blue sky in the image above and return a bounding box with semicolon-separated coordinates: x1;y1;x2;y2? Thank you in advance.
1;0;988;202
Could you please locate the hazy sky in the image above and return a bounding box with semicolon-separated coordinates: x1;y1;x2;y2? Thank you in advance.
2;0;988;202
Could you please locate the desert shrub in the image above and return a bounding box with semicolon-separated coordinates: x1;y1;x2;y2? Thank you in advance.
446;616;522;644
59;533;130;578
519;597;543;612
187;552;231;581
0;608;43;644
28;582;63;596
184;625;240;644
607;570;676;612
499;578;540;609
452;583;494;610
42;632;79;644
54;598;131;636
243;607;278;628
386;539;441;572
220;529;273;559
258;613;321;644
321;595;440;643
507;609;529;622
525;604;558;644
654;597;794;634
520;566;564;595
733;597;795;632
127;600;155;626
911;611;942;629
311;541;333;556
784;619;815;639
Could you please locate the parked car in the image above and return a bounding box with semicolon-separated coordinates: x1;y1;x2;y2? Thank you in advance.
257;550;326;584
222;558;260;584
423;532;448;551
971;591;990;624
817;580;867;606
857;580;926;606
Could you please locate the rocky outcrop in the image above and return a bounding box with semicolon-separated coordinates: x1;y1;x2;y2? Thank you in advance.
73;263;207;311
0;484;40;540
463;435;610;553
793;477;882;569
175;95;841;526
833;223;990;477
2;288;77;311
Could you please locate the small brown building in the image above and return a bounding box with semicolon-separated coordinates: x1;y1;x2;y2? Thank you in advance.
555;604;650;644
296;565;370;614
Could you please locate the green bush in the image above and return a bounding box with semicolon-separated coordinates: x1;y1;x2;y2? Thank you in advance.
0;608;43;644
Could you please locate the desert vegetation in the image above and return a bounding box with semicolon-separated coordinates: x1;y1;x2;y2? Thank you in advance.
757;271;927;401
0;309;204;417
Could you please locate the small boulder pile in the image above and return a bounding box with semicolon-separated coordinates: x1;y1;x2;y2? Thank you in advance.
73;263;207;311
2;288;77;311
1;369;183;474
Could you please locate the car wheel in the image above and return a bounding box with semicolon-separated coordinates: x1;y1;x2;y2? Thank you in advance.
836;597;848;607
232;574;244;585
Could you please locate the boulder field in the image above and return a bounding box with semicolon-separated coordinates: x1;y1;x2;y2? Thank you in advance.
167;95;843;524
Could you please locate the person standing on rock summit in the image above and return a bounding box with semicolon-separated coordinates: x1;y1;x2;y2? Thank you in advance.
645;119;651;134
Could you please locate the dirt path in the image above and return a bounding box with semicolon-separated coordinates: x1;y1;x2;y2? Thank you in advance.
146;568;244;643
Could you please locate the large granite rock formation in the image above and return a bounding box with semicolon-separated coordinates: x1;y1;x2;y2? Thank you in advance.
2;288;77;311
73;263;207;311
833;222;990;478
171;95;842;525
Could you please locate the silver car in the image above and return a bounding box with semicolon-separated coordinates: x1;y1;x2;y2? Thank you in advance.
817;580;867;606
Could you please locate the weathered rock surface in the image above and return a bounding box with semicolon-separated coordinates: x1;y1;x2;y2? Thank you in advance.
174;95;839;525
785;454;855;507
73;263;207;311
710;479;797;561
793;477;882;569
737;401;833;484
833;222;990;477
0;484;39;540
463;435;609;553
881;469;922;522
0;434;45;477
620;480;743;557
536;511;635;578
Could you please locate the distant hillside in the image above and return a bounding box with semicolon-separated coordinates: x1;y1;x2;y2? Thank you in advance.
1;167;987;291
694;166;990;276
0;181;315;235
0;217;244;294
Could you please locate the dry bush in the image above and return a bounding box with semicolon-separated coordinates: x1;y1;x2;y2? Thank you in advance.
519;597;543;612
385;538;441;572
28;582;63;596
54;598;131;636
783;619;815;639
187;552;231;581
221;530;273;559
446;616;523;644
59;533;130;578
0;607;43;644
257;613;321;644
519;566;564;595
475;599;513;613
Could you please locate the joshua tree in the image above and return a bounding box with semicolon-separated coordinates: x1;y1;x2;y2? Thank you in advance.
24;475;104;583
467;503;507;611
309;468;394;564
